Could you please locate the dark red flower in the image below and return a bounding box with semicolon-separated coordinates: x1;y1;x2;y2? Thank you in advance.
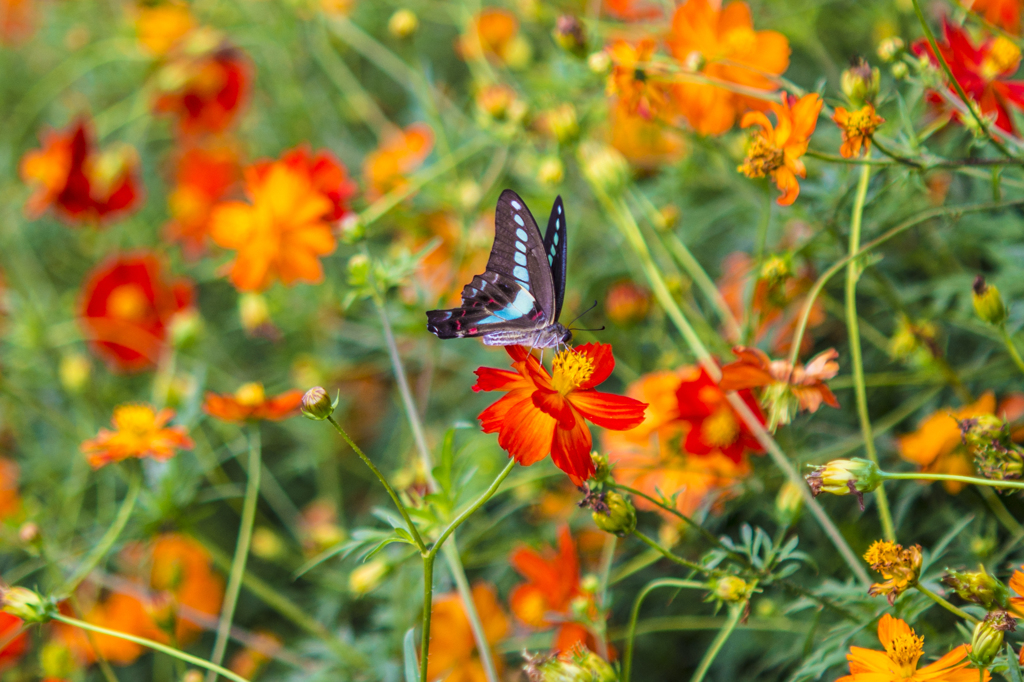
78;253;195;372
154;47;250;136
676;366;765;463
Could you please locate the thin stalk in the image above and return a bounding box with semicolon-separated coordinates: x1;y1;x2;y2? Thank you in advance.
743;184;773;344
689;602;745;682
998;325;1024;377
420;554;436;682
632;530;707;574
206;426;262;682
845;160;895;541
977;486;1024;537
593;535;617;660
915;583;980;624
882;471;1024;490
60;466;141;596
428;460;516;557
623;579;705;682
326;415;426;552
53;614;251;682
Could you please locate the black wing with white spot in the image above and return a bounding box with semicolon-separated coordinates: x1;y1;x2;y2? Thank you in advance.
542;195;567;322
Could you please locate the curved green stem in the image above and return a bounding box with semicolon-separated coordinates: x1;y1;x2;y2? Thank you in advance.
845;161;895;542
52;614;250;682
60;466;141;596
632;530;707;574
914;583;980;624
881;470;1024;490
689;602;745;682
326;415;426;553
623;579;706;682
998;326;1024;377
420;554;436;682
206;426;261;682
428;459;515;559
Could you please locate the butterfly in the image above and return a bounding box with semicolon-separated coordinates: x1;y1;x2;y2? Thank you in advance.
426;189;572;348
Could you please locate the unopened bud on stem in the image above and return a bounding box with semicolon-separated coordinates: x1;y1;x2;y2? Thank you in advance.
301;387;335;421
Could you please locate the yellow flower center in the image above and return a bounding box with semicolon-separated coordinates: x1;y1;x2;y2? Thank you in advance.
981;36;1021;80
843;105;882;138
234;382;266;406
863;539;901;568
700;406;739;447
738;136;784;178
885;631;924;676
112;404;159;437
551;349;594;395
107;284;150;322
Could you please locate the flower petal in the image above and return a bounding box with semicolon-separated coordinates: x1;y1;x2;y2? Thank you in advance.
569;390;648;430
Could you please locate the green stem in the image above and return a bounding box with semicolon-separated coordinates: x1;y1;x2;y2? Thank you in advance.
623;579;706;682
845;161;895;542
689;602;745;682
594;535;617;660
914;582;980;624
632;530;707;574
744;183;773;345
977;486;1024;537
52;613;251;682
428;460;515;559
206;426;261;682
998;325;1024;377
326;415;426;553
420;554;436;682
60;466;141;596
881;470;1024;490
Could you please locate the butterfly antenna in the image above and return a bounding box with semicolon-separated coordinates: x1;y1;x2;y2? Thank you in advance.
566;300;599;329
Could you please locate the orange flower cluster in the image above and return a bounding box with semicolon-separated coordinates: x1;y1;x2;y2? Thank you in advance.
203;383;304;423
78;253;195;372
607;39;672;121
81;404;193;469
20;118;142;225
426;583;508;682
363;123;434;198
738;93;823;205
164;144;241;257
474;344;647;485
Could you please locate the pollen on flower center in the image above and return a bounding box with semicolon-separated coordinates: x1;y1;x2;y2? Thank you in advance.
107;284;150;322
884;631;924;673
738;136;785;178
863;539;901;567
700;406;739;447
552;349;595;394
112;404;159;436
981;36;1021;80
234;382;266;406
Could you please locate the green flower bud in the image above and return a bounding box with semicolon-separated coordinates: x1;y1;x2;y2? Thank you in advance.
590;452;611;484
708;575;752;603
387;9;418;39
590;490;636;536
971;611;1014;666
578;141;630;196
973;275;1007;326
301;387;335;421
523;645;617;682
806;458;882;509
552;15;586;58
942;566;1010;609
2;586;52;623
347;254;372;287
841;57;881;107
877;37;905;62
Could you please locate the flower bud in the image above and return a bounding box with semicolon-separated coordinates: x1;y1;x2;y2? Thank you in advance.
590;490;636;536
523;645;616;682
18;522;39;545
971;611;1015;666
578;141;630;195
239;292;271;333
552;15;586;57
301;387;335;421
973;275;1007;326
708;575;752;603
388;9;418;38
589;452;611;483
539;103;579;143
942;567;1009;609
1;585;51;623
890;62;909;79
347;254;371;287
841;57;881;107
59;353;91;393
40;640;76;679
251;527;285;560
182;671;204;682
587;51;611;74
339;214;365;243
168;308;203;349
349;559;389;596
806;458;882;509
774;481;804;527
877;37;904;62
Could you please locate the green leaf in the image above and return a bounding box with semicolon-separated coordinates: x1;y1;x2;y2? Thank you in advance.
404;627;419;682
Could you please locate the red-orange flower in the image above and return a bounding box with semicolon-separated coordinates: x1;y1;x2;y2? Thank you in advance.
913;22;1024;133
209;155;337;291
79;253;195;372
676;366;765;463
607;39;671;120
251;145;356;222
474;344;647;485
967;0;1022;33
719;346;839;429
738;93;823;206
426;583;509;682
164;144;241;257
1009;565;1024;617
20;118;142;224
81;404;193;469
0;458;21;521
0;612;27;670
203;382;303;423
667;0;790;135
509;525;599;653
149;533;225;642
362;123;434;198
833;104;885;158
0;0;33;45
604;0;663;20
154;45;250;136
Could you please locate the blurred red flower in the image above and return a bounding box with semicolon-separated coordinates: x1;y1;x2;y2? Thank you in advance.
0;0;32;44
966;0;1022;35
20;118;142;225
913;22;1024;133
81;404;193;469
604;0;663;20
250;145;356;222
203;382;303;423
165;144;241;257
363;123;434;198
78;253;195;372
154;46;250;136
0;612;27;669
0;458;21;521
473;344;647;485
676;366;765;463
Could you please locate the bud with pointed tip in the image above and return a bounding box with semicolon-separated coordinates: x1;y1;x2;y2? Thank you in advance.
806;458;881;510
841;57;881;107
1;586;52;623
973;275;1007;326
301;387;335;421
971;611;1015;666
942;566;1009;609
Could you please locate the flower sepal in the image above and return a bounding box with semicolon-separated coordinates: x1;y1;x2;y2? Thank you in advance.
806;457;881;510
943;567;1010;610
1;586;56;624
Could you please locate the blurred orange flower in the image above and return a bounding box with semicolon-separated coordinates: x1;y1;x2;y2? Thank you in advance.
426;583;508;682
20;118;142;224
607;39;671;120
165;144;241;257
0;458;21;521
297;499;345;556
676;365;765;463
474;344;648;485
251;145;356;222
608;99;687;169
667;0;790;135
209;157;337;291
966;0;1022;35
81;404;193;469
363;123;434;198
0;0;33;45
78;253;195;372
135;2;194;55
833;105;884;159
229;631;281;679
605;280;651;325
896;393;995;494
73;592;163;665
154;45;251;136
149;534;225;642
203;382;303;423
604;0;663;20
738;93;822;206
400;211;489;306
457;8;520;63
1009;565;1024;616
510;525;599;653
0;612;27;669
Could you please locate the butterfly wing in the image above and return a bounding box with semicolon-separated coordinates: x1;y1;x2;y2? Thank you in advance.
426;189;556;339
542;195;567;322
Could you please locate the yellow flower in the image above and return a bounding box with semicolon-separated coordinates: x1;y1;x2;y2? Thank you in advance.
833;104;884;158
863;540;922;604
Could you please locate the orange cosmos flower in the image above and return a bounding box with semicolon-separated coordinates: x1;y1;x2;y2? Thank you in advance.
457;8;521;63
20;118;142;225
896;392;995;494
605;280;651;326
719;345;839;429
79;253;195;372
148;534;225;642
135;1;195;56
210;157;337;292
967;0;1022;33
607;99;687;169
251;145;356;222
667;0;790;135
606;39;672;120
738;93;822;206
1008;565;1024;617
81;404;193;469
0;458;21;521
228;631;281;679
164;144;241;258
363;123;434;198
474;344;648;485
676;365;765;463
836;614;985;682
70;592;164;665
154;44;250;136
833;104;884;158
203;383;304;423
426;582;509;682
